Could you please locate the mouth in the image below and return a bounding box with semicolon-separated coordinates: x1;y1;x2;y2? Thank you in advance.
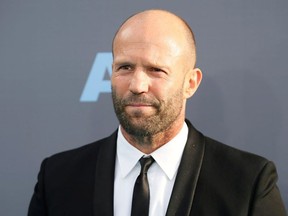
124;103;156;114
126;103;153;107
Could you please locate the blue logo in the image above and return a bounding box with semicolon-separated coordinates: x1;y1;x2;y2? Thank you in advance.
80;52;112;102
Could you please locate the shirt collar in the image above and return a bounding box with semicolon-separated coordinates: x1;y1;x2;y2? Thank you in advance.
116;122;188;180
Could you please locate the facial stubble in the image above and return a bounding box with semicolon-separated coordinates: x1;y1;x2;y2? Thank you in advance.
111;86;184;143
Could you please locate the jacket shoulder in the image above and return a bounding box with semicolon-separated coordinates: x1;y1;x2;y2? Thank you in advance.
46;131;117;164
192;135;286;215
203;136;269;169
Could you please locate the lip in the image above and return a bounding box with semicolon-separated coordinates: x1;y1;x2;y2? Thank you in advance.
126;104;152;107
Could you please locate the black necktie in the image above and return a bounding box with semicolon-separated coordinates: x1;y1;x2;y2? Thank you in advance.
131;156;155;216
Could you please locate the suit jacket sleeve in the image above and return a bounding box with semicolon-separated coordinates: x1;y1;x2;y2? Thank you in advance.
250;161;286;216
27;134;116;216
28;158;48;216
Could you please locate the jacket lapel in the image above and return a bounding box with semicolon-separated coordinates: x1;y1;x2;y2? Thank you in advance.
93;131;117;216
166;120;205;216
91;121;205;216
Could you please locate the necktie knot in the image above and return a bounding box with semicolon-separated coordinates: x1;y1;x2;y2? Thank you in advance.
140;156;154;174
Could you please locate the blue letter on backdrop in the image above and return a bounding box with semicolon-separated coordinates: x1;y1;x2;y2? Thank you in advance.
80;52;112;102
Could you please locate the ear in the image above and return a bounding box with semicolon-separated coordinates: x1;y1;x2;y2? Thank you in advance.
183;68;202;99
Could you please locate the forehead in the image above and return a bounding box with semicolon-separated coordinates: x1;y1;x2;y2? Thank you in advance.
113;28;186;63
113;40;184;68
114;38;181;55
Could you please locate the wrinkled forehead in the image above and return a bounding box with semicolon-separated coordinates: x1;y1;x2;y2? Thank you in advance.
113;42;183;68
114;35;184;57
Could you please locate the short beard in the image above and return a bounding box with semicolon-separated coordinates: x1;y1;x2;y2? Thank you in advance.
111;87;184;141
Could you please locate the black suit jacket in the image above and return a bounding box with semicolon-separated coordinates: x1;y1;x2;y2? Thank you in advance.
28;121;287;215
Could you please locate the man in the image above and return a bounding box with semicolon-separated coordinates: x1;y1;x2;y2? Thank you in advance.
28;9;287;216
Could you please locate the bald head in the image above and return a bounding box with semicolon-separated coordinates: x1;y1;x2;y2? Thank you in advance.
111;10;202;148
112;9;197;67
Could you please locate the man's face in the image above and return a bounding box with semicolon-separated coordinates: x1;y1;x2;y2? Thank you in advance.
111;22;191;137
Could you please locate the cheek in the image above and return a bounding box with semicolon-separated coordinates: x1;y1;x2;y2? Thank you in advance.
155;77;184;94
149;80;176;100
111;76;129;93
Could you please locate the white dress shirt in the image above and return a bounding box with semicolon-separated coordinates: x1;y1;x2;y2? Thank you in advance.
113;123;188;216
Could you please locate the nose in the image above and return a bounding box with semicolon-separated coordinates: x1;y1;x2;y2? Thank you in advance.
129;69;149;94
